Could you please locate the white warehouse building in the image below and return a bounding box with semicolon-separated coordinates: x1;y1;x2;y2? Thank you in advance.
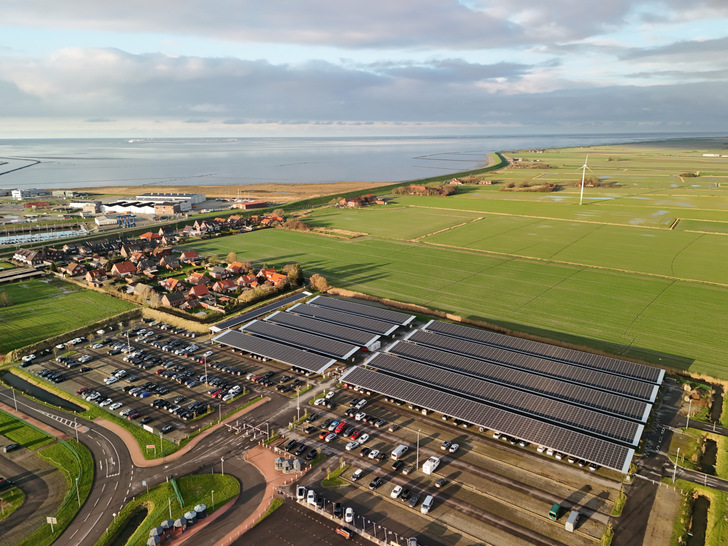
134;192;205;212
103;201;156;215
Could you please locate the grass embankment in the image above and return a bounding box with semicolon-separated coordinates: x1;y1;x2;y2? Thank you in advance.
667;480;728;546
98;474;240;546
0;278;136;355
255;498;284;526
0;487;25;522
0;409;55;451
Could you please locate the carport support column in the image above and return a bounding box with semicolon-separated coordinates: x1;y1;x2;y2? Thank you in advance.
416;429;421;470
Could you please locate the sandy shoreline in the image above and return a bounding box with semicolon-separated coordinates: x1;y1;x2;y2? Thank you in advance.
76;181;394;203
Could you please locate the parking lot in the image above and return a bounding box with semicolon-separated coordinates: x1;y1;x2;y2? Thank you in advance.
20;319;315;440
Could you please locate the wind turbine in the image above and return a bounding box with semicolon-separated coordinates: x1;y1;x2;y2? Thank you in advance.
578;155;592;206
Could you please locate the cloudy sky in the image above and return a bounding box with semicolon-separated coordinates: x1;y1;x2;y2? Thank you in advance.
1;0;727;138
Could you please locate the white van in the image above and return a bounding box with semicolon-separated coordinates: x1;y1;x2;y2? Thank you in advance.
296;486;306;500
420;495;434;514
391;444;409;460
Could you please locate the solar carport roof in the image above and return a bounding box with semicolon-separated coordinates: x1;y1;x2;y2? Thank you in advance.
341;366;634;473
363;352;643;446
266;311;381;348
386;341;651;423
288;303;399;336
240;320;360;360
309;295;415;326
405;330;658;403
423;320;664;385
212;329;336;374
209;291;310;333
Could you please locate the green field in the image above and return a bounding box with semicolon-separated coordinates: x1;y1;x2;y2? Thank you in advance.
0;409;55;450
0;278;136;354
183;139;728;380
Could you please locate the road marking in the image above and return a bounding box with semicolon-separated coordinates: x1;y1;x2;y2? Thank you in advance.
93;497;100;507
101;483;106;493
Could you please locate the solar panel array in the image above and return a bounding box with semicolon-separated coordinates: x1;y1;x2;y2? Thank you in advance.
363;352;642;445
406;330;658;402
423;320;664;384
341;366;634;473
210;291;310;332
266;311;381;348
309;295;415;326
212;329;336;374
240;320;359;360
387;341;650;422
288;303;399;336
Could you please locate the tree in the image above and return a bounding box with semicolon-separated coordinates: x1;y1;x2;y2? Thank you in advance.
0;291;12;308
241;260;253;273
207;255;221;266
273;208;285;218
226;252;237;264
282;263;303;286
309;274;329;293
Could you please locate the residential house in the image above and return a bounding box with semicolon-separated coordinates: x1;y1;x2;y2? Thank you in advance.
186;271;209;285
212;278;237;294
227;261;246;275
159;255;181;270
12;248;44;266
162;292;186;308
110;261;136;278
129;251;146;264
136;259;158;276
208;266;232;280
159;278;183;292
235;274;257;288
179;250;201;264
85;269;108;286
268;272;288;286
139;232;162;242
61;262;86;277
120;242;144;259
152;246;172;259
188;284;210;299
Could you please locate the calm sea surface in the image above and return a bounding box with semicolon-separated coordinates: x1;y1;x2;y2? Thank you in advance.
0;133;713;190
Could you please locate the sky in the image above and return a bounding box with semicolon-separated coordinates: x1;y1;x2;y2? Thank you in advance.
1;0;728;138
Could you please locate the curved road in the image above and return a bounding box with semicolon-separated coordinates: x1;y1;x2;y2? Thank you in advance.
0;385;270;546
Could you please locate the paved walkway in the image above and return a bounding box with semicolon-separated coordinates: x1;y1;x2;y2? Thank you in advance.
165;495;239;546
214;444;305;545
95;397;269;467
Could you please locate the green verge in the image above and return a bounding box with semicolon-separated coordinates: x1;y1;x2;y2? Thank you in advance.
321;464;349;488
0;409;55;451
263;433;280;446
97;474;240;546
254;498;283;526
17;439;94;546
665;480;728;546
610;489;627;517
0;486;26;522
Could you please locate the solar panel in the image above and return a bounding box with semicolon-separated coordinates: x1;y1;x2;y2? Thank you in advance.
423;320;663;385
387;341;650;422
288;303;399;336
309;295;415;326
212;329;336;374
340;366;634;473
406;330;657;403
363;352;642;445
240;320;359;360
266;311;381;348
209;291;311;332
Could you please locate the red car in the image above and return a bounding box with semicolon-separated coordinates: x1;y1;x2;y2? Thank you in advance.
334;421;347;435
156;369;165;375
76;387;89;395
350;429;362;440
127;411;142;420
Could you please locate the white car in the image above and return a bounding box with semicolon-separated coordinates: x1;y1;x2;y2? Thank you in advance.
345;507;354;523
104;376;118;385
355;411;366;421
325;391;335;400
367;449;380;460
314;398;326;406
86;392;100;401
536;445;546;453
222;393;234;401
357;433;370;444
109;402;123;411
91;343;104;349
345;441;360;451
390;485;403;499
21;354;36;362
325;433;337;443
99;398;112;407
448;443;459;454
307;489;316;506
202;350;214;358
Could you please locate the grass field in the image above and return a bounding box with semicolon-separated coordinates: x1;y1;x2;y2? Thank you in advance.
0;278;136;354
0;409;55;450
186;220;728;379
0;486;25;522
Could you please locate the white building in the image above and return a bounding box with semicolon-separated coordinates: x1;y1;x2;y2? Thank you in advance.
11;188;47;200
134;192;205;212
103;201;156;215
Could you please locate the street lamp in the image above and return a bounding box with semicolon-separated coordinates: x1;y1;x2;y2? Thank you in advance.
221;456;225;476
211;490;215;511
686;398;693;430
76;476;81;507
416;429;421;470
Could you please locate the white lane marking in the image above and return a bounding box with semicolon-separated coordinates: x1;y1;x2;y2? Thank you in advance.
75;513;104;545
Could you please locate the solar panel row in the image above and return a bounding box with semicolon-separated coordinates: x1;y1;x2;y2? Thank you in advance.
309;295;415;326
239;320;360;360
387;341;651;422
288;303;399;336
423;320;664;385
340;366;634;474
210;291;311;332
363;352;643;445
212;329;336;374
266;311;381;348
405;330;658;403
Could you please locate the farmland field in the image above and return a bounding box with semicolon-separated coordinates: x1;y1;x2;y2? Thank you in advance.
187;137;728;381
0;278;136;354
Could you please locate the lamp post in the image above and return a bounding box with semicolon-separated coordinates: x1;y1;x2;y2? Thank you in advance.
74;417;79;442
11;387;17;411
221;456;225;476
416;429;421;470
211;490;215;511
686;398;693;430
673;447;680;482
76;476;81;507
